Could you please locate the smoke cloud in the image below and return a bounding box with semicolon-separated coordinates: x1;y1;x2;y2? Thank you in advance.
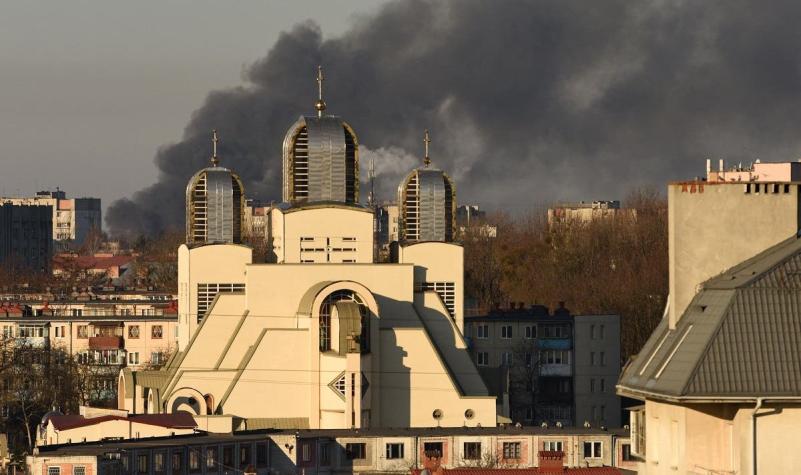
107;0;801;236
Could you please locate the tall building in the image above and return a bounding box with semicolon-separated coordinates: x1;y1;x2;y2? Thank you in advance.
0;203;53;272
122;76;491;430
185;131;245;246
1;190;101;248
617;160;801;474
397;130;456;242
282;66;359;204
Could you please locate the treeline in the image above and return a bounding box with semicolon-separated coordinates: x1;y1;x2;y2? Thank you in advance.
462;189;668;360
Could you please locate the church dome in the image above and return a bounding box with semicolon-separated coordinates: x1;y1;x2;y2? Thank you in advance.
185;131;245;246
282;66;359;204
397;130;456;242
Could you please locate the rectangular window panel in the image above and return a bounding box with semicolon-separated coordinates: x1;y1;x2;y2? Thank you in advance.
463;442;481;460
197;283;245;323
502;442;521;459
386;443;405;459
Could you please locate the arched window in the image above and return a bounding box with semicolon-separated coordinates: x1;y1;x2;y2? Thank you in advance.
319;290;369;353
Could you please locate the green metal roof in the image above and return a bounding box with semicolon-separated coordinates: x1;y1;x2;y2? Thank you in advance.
618;235;801;400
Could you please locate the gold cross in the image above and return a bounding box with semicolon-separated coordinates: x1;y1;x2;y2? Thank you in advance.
315;65;327;117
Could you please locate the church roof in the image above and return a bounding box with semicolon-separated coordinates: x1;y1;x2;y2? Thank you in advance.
618;235;801;401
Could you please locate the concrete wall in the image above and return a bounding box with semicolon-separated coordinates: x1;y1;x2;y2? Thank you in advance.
668;181;801;327
573;315;621;428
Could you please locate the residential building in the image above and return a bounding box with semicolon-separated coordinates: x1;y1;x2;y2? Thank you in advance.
466;305;621;427
573;315;621;428
706;157;801;182
28;426;635;474
547;201;634;226
52;253;134;283
0;202;53;272
1;190;101;249
121;74;492;430
375;203;399;255
617;160;801;474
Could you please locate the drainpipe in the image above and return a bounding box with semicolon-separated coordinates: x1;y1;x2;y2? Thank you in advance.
752;398;764;475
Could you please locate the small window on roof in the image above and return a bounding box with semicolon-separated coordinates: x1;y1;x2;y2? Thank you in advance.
744;184;751;194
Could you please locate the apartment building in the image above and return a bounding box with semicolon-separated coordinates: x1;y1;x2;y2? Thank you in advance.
28;426;636;475
0;202;53;272
1;190;101;249
466;305;621;427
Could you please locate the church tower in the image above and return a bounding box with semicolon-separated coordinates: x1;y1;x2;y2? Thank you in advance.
282;66;359;204
185;131;245;245
397;130;456;242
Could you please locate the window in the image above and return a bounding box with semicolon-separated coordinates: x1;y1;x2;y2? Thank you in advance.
319;443;331;466
600;351;606;366
541;350;570;365
256;443;268;467
128;326;140;338
154;451;165;473
386;442;405;459
476;324;489;339
424;442;443;458
205;447;217;469
301;443;311;462
151;352;163;365
188;449;200;471
502;442;521;459
599;325;605;339
47;467;60;475
138;454;149;474
590;352;595;365
222;446;233;467
622;444;633;461
501;352;512;366
346;443;366;460
501;325;513;339
240;444;251;467
477;352;489;366
72;309;83;317
590;378;595;393
152;325;163;339
591;324;596;339
525;325;536;339
319;290;369;353
544;441;563;451
167;452;181;474
196;283;246;323
74;467;86;475
600;378;605;392
463;442;481;460
128;352;139;365
525;352;532;367
583;441;602;458
77;325;88;338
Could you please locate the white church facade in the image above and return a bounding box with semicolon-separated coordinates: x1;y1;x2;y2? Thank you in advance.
117;68;498;430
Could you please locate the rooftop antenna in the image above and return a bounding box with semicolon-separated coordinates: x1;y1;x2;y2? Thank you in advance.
423;129;431;168
211;130;220;167
315;65;327;118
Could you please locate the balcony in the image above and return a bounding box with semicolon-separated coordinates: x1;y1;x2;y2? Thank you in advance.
537;338;572;350
88;335;123;350
539;363;572;377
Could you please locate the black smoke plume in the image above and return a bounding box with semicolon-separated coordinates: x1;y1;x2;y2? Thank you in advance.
107;0;801;236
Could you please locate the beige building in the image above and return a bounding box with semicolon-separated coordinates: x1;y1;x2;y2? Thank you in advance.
118;79;496;431
547;201;634;226
618;160;801;474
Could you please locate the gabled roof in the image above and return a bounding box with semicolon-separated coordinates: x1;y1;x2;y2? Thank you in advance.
618;235;801;400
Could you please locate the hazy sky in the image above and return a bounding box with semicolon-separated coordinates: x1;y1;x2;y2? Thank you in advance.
0;0;383;205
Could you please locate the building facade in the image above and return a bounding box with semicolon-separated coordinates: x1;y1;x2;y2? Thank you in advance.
1;190;101;249
465;307;621;428
617;160;801;474
0;202;53;271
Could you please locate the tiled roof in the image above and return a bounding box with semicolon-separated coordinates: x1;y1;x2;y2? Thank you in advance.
50;411;196;431
412;468;620;475
618;235;801;400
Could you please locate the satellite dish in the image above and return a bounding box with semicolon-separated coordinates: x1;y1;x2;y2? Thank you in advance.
432;409;443;420
464;409;474;420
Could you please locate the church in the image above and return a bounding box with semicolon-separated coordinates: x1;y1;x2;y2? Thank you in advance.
117;68;498;430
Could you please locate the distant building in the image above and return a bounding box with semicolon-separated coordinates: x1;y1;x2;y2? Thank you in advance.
618;160;801;473
465;305;622;428
0;203;53;272
375;203;399;253
1;190;101;248
456;205;486;226
547;201;634;225
706;157;801;182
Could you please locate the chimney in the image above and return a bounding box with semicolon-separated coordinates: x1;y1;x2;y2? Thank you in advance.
719;158;725;172
538;450;565;471
706;158;711;175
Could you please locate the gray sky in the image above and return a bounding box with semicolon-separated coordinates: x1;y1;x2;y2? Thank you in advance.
0;0;383;205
